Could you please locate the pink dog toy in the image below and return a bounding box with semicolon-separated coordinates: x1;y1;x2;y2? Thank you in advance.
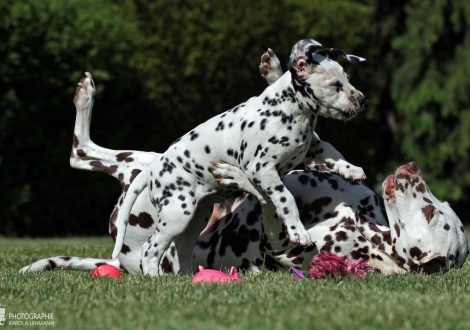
192;266;243;283
90;264;122;278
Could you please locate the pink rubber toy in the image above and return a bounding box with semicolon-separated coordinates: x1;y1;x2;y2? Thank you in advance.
192;266;242;283
90;264;122;278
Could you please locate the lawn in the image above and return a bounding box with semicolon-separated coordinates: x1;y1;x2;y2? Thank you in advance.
1;236;470;330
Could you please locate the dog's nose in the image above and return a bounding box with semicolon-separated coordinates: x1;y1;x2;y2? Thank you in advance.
404;161;419;174
358;95;366;107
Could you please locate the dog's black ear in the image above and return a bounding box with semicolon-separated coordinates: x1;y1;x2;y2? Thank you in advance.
314;48;366;63
418;256;446;274
289;39;322;68
345;54;366;63
305;45;322;65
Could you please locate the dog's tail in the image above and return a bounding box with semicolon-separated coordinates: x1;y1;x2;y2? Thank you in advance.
112;168;149;259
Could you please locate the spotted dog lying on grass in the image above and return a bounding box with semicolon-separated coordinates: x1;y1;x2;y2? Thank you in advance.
20;46;468;276
201;160;468;274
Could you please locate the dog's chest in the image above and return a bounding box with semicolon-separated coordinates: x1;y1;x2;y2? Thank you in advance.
234;106;313;171
277;132;312;177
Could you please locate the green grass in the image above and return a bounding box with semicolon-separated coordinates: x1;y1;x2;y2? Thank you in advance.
1;237;470;330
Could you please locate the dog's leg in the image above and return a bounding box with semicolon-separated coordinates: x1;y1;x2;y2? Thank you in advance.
171;204;213;274
210;161;268;205
210;162;289;251
141;201;203;276
71;72;160;275
19;256;121;273
249;166;312;246
139;170;216;276
71;72;158;179
305;132;366;181
259;48;283;86
193;195;265;273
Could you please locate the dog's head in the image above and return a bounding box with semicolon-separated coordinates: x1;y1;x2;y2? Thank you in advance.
383;162;469;273
288;39;366;121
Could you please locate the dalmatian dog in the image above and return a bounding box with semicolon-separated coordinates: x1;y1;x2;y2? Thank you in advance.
197;160;468;274
22;153;468;275
111;39;367;276
381;162;468;272
20;45;467;276
20;43;366;275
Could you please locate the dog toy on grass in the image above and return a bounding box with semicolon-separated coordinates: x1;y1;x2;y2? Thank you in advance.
292;251;373;280
192;266;242;284
90;265;122;278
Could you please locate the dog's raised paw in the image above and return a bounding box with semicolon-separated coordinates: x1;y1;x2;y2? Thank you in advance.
210;161;245;189
333;160;366;181
73;72;95;107
259;48;283;85
287;225;313;246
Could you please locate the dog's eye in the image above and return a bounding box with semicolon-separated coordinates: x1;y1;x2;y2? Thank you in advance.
330;81;343;92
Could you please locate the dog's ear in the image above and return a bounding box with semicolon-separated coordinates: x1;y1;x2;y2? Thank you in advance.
418;255;446;274
289;39;322;73
314;48;366;63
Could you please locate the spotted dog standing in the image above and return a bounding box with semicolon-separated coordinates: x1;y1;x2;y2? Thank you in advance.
110;39;367;276
198;161;468;274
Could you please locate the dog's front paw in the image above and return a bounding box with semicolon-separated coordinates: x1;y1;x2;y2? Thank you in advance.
259;48;283;85
209;161;268;204
209;161;241;189
73;72;95;109
332;159;366;181
287;224;313;246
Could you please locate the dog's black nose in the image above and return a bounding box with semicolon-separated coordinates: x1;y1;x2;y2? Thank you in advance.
359;95;366;107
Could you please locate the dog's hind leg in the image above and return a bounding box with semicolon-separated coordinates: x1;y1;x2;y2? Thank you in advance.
141;205;199;276
171;204;213;274
71;72;158;178
70;73;159;274
140;174;214;276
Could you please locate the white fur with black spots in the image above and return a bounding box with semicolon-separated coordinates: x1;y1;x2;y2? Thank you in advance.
22;46;461;276
110;39;367;276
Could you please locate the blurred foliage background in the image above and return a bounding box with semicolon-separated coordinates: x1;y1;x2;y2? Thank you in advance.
1;0;469;236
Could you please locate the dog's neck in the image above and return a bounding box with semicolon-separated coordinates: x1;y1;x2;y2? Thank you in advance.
257;71;318;133
287;67;321;116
